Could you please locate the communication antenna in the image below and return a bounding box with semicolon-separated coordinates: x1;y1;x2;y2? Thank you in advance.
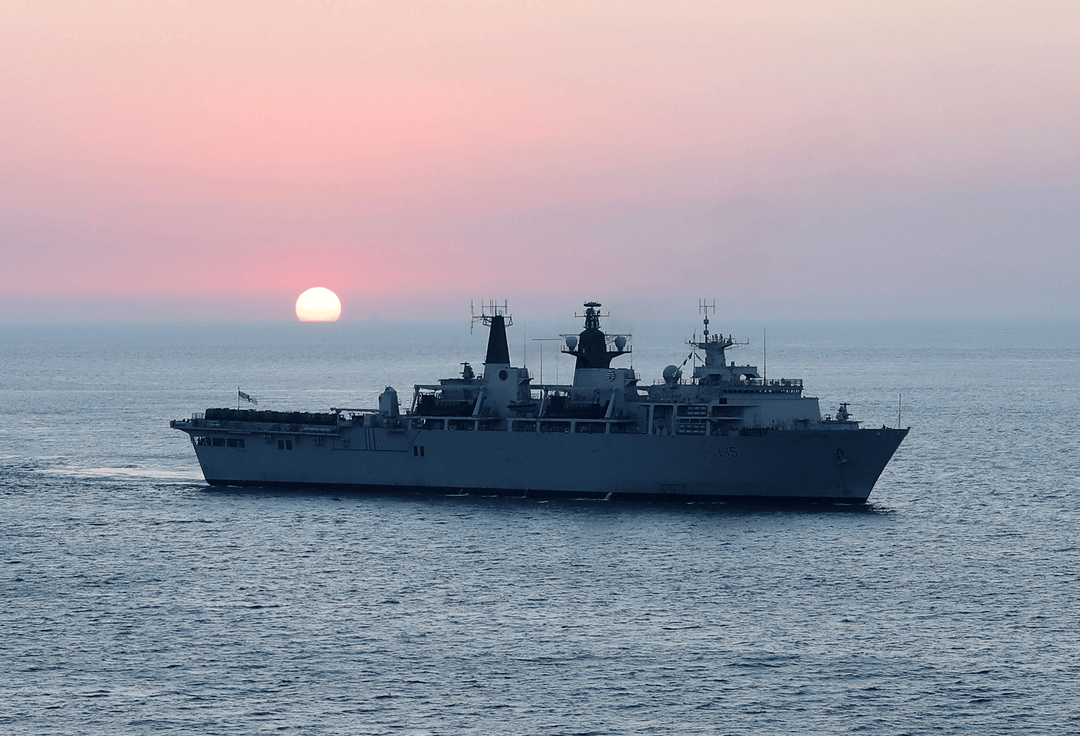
699;299;716;339
470;299;512;334
763;328;767;382
532;338;563;384
897;393;903;428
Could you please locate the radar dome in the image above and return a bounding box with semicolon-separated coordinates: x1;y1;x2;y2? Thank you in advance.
565;335;578;350
662;365;682;385
614;335;627;350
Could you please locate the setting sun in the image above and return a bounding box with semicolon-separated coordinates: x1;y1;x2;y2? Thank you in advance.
295;287;342;322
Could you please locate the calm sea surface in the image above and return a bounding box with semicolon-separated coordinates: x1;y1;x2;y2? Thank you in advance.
2;319;1078;735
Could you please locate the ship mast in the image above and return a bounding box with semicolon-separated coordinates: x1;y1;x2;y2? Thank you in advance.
690;299;753;385
561;301;630;371
471;300;513;366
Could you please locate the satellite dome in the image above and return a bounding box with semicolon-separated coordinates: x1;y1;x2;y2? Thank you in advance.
565;335;578;350
662;365;682;385
614;335;627;350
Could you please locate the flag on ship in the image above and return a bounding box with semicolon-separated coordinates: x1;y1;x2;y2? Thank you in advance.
238;389;258;405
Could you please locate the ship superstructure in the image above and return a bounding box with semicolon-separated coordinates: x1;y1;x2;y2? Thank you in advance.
172;301;907;502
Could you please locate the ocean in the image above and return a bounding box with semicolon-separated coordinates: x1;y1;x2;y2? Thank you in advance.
2;318;1078;735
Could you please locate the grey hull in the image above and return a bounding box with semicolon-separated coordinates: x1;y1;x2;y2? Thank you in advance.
188;425;909;504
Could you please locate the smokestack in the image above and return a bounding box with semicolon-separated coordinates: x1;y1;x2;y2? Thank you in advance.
484;314;511;364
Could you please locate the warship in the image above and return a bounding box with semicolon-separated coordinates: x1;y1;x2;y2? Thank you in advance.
171;302;908;503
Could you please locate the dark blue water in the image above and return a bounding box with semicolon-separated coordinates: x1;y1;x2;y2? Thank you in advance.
2;319;1079;734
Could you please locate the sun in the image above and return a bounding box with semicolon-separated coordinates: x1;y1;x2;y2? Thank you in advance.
295;287;342;322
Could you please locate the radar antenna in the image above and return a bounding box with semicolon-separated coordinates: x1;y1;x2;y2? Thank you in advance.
574;301;609;330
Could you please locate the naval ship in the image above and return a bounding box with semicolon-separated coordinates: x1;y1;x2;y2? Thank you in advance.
171;302;908;503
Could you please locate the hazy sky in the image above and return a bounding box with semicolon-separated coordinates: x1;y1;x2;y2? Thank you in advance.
2;1;1077;321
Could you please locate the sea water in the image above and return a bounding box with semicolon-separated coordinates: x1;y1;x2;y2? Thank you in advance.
1;319;1078;735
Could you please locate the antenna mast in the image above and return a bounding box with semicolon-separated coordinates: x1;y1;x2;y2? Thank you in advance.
699;299;716;339
470;299;512;334
763;328;767;382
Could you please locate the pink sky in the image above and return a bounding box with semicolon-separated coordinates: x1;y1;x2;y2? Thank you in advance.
1;1;1077;321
